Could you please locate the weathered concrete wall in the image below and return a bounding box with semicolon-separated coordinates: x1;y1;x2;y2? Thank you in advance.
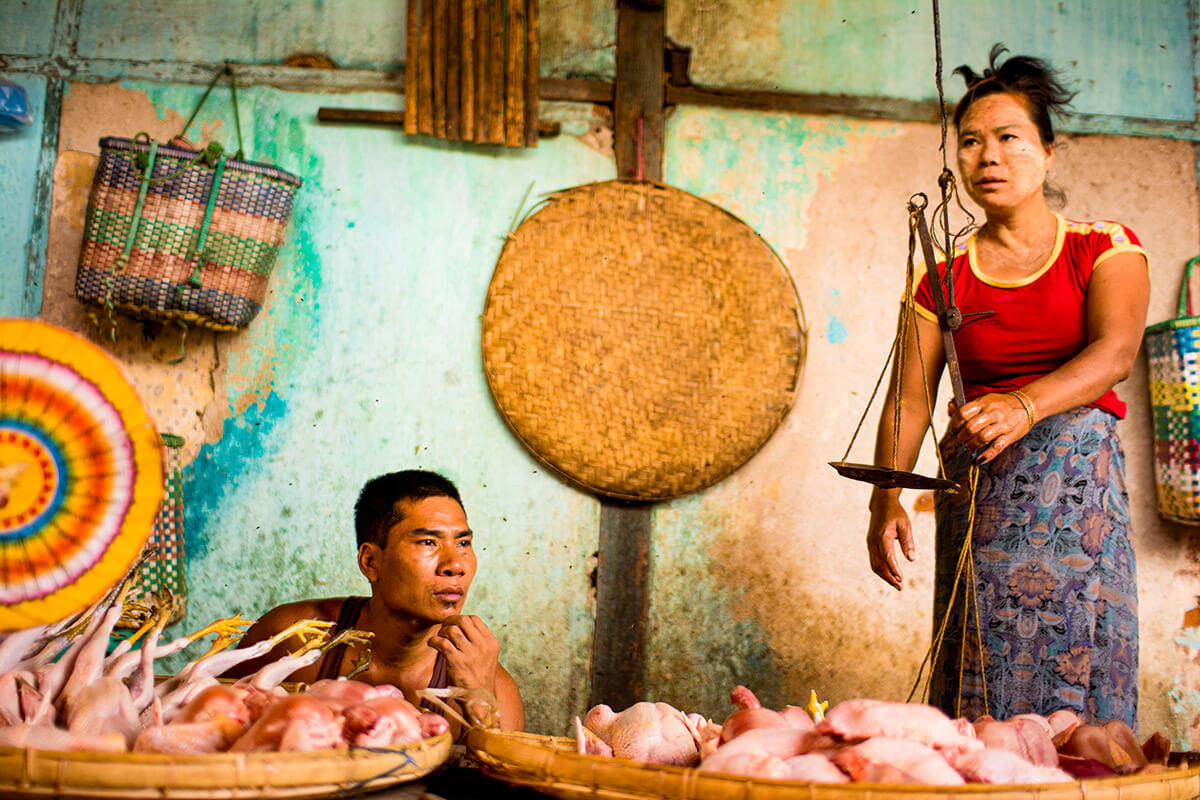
5;0;1200;740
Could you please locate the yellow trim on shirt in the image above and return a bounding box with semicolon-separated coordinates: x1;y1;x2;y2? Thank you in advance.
968;214;1066;288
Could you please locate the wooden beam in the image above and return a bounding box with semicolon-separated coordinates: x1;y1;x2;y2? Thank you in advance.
613;0;664;180
316;105;560;137
588;501;652;709
666;84;940;123
523;0;539;146
473;0;488;142
536;79;612;104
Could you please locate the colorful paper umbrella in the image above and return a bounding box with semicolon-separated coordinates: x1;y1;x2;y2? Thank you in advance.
0;319;162;631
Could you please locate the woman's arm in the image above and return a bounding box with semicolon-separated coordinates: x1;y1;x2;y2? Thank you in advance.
952;251;1150;461
867;310;946;590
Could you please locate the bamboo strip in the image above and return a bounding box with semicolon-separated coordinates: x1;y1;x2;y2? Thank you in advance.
504;0;526;146
418;0;434;134
446;0;461;140
432;0;447;138
487;0;504;143
461;0;475;140
523;0;538;146
405;0;419;135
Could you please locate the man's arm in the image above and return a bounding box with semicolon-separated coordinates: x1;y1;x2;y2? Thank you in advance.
431;615;525;731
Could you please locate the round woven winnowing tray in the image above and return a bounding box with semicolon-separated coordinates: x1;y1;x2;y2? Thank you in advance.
481;180;806;501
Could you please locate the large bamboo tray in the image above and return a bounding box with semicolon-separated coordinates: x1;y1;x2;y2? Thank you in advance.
0;731;451;799
466;730;1200;800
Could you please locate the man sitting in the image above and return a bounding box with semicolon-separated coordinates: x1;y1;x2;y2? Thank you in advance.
225;469;524;732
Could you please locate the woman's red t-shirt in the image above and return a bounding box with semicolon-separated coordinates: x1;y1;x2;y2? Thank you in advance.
912;214;1147;419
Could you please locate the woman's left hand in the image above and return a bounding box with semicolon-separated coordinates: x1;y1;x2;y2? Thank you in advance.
949;393;1033;464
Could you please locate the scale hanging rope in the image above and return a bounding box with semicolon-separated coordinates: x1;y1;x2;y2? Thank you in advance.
828;0;995;713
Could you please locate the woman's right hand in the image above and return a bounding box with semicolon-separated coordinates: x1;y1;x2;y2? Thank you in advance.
867;492;915;591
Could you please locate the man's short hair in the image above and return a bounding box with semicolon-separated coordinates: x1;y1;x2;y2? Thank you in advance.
354;470;464;549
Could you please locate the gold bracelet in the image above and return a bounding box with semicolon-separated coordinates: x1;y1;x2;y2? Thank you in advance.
1009;388;1036;431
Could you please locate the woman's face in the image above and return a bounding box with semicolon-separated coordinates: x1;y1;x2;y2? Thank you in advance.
956;92;1054;216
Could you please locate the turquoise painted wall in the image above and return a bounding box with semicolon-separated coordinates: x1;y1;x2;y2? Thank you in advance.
0;73;46;316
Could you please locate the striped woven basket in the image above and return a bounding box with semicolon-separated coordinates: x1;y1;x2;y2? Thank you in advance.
75;134;302;331
1146;256;1200;524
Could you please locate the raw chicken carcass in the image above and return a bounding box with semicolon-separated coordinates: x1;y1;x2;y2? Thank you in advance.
721;685;788;742
950;747;1073;784
819;699;979;753
699;724;823;778
229;695;345;753
784;753;851;783
972;714;1058;767
583;702;701;766
834;737;965;785
342;694;449;747
0;723;127;753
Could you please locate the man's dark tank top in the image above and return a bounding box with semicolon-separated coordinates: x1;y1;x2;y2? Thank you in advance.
313;595;447;709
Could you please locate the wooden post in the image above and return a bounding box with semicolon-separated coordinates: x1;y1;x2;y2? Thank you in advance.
418;0;435;134
405;0;419;135
588;0;664;712
613;0;664;180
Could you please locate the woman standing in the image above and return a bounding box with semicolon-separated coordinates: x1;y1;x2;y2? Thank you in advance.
866;46;1148;727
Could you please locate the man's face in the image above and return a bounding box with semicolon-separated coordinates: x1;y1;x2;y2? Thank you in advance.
365;495;477;625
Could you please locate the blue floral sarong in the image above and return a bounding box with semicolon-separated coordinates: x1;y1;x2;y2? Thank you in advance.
927;407;1139;728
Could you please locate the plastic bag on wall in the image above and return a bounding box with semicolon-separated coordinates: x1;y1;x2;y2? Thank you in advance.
0;80;33;132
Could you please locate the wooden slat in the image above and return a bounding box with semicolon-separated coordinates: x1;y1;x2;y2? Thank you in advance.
432;0;447;138
418;0;434;134
522;0;538;147
614;0;664;180
461;0;475;140
446;0;461;140
474;0;489;142
487;0;504;143
404;0;419;135
504;0;526;146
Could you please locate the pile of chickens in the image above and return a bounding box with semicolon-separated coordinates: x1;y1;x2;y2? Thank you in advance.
577;685;1170;785
0;585;447;755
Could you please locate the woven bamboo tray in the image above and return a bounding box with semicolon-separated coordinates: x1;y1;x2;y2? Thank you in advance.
481;180;806;501
0;731;451;800
466;730;1200;800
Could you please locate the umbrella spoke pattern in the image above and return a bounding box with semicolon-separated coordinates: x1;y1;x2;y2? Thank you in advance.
0;320;161;630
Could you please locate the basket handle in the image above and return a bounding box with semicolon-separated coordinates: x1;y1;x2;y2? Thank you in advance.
180;62;245;161
1178;256;1200;318
116;139;159;270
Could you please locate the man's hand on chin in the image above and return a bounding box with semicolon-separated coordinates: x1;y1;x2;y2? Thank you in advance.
430;614;500;695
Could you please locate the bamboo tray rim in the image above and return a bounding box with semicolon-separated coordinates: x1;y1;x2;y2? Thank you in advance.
467;729;1200;800
0;730;452;800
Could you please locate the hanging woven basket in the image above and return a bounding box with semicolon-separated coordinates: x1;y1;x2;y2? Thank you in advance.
481;180;806;501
